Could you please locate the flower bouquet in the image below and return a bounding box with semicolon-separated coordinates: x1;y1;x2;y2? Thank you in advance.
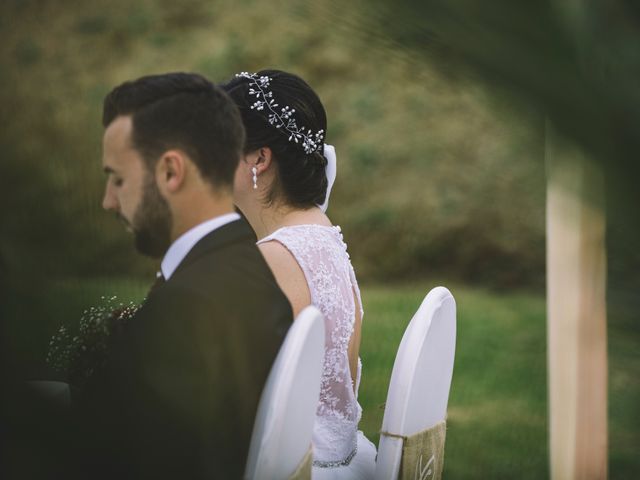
47;296;139;387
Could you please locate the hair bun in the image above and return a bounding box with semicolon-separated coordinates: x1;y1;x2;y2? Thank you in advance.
223;69;328;208
312;150;328;168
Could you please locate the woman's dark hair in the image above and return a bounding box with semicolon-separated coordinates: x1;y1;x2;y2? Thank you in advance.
222;69;328;208
103;72;245;189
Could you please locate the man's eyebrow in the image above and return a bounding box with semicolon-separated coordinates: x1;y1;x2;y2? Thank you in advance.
103;166;116;174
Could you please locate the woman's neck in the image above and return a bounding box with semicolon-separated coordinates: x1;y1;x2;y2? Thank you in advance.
242;201;331;240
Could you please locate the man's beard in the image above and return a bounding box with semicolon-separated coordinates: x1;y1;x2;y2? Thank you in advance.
130;175;172;258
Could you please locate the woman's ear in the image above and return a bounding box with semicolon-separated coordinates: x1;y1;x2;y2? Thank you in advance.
248;147;273;176
156;150;187;194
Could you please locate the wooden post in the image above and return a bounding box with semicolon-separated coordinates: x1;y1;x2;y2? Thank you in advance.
546;123;608;479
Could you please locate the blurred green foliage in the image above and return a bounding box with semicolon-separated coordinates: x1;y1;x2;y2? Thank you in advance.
360;0;640;295
0;0;547;289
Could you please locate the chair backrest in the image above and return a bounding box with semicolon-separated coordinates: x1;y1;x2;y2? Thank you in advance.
244;306;325;480
375;286;457;480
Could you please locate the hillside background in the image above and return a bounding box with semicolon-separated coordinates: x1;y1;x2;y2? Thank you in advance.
1;0;546;288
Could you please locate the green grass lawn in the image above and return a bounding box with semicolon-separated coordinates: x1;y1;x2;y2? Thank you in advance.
358;282;639;479
6;278;638;478
358;283;549;478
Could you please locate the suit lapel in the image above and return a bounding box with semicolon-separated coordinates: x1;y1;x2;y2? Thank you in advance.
170;219;256;278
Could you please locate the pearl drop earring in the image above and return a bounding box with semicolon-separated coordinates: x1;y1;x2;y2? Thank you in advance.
252;167;258;189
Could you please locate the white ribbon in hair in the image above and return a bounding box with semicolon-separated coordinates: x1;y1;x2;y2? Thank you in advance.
318;144;337;213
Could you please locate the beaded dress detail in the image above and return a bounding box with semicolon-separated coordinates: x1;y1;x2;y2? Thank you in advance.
257;225;364;466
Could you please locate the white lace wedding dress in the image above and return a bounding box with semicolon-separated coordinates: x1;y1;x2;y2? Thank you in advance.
258;225;377;479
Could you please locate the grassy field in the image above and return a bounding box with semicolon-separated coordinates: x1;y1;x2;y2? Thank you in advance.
359;283;549;478
358;282;639;479
7;278;638;478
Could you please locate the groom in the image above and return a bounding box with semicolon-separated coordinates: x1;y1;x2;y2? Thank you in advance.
73;73;293;479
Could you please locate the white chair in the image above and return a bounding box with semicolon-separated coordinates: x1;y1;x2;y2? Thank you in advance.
244;306;325;480
374;286;457;480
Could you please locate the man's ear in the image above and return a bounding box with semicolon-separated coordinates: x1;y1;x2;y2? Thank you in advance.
156;150;187;194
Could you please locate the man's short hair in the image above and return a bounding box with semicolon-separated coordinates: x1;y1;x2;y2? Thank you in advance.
103;72;245;188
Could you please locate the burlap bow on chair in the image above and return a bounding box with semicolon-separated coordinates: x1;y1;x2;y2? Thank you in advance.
381;420;447;480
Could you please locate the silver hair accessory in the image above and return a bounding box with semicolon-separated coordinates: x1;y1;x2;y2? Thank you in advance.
235;72;325;154
252;166;258;189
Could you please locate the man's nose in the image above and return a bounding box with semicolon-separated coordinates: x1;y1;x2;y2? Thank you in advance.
102;184;118;211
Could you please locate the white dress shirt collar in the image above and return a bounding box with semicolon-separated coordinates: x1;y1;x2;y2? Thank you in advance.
160;212;241;280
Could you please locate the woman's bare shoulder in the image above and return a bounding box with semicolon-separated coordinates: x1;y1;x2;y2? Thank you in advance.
258;240;310;316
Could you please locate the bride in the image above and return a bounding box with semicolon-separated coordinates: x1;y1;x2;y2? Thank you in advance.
222;70;376;478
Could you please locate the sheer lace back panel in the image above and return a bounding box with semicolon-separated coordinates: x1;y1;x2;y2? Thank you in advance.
258;225;364;465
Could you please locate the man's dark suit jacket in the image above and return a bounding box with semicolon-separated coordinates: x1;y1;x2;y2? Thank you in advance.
74;219;292;479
